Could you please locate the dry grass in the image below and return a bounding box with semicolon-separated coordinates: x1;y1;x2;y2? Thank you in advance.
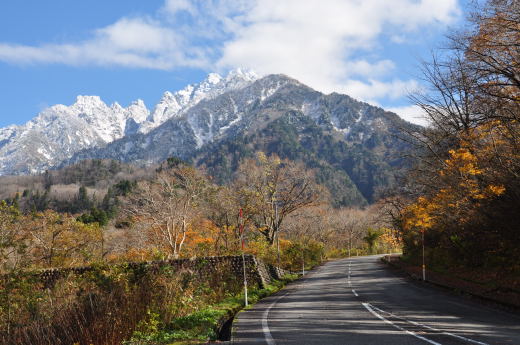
1;263;241;345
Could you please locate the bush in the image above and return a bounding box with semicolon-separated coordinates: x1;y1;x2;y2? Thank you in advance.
1;262;242;345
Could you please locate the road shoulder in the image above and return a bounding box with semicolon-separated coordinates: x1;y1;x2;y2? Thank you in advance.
381;254;520;312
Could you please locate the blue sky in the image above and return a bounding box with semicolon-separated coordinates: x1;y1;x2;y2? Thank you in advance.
0;0;465;127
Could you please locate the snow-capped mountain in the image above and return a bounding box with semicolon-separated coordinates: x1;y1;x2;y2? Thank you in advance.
0;69;417;180
0;70;421;205
68;73;414;166
0;68;258;175
0;95;147;175
66;73;417;205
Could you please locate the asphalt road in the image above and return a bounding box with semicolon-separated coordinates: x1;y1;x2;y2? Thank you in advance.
232;255;520;345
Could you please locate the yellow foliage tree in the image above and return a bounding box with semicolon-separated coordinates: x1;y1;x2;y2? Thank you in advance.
27;210;103;268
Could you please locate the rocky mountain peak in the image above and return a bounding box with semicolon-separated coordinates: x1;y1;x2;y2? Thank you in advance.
74;95;104;106
225;67;258;82
140;68;259;133
0;70;415;178
207;72;222;84
111;102;124;111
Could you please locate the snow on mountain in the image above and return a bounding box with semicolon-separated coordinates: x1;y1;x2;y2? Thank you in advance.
0;68;259;175
0;69;415;177
0;95;146;175
67;73;415;173
139;68;258;133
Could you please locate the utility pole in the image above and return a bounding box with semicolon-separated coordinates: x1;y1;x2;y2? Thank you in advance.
239;208;248;306
275;202;280;269
422;229;426;281
348;230;352;258
300;240;305;275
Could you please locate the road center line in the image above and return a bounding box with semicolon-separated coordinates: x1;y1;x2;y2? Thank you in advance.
362;302;443;345
262;292;289;345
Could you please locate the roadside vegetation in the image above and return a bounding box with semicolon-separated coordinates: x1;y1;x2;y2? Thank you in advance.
0;152;397;344
386;0;520;292
125;274;298;345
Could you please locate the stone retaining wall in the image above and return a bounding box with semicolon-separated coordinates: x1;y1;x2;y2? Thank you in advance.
38;255;289;289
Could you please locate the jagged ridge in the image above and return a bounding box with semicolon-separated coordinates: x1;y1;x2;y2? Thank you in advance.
66;74;418;205
0;68;258;175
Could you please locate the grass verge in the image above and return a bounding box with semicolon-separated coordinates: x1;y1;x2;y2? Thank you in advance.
125;273;299;345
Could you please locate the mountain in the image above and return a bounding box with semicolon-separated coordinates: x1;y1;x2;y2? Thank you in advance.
0;68;258;175
137;69;258;134
0;95;145;175
0;70;418;206
67;74;417;205
191;76;416;205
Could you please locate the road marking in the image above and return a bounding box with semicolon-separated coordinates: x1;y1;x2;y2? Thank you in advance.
370;305;490;345
262;292;289;345
352;258;490;345
362;302;443;345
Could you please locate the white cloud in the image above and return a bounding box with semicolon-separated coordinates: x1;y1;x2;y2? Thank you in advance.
98;18;178;53
344;60;395;78
162;0;196;15
341;79;421;101
0;0;461;105
215;0;460;102
387;104;430;126
0;17;207;69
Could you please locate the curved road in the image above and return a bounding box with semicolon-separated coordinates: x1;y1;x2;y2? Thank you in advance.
232;255;520;344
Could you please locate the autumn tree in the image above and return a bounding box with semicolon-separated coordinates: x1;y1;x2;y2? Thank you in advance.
28;210;103;267
284;206;332;245
363;228;382;255
123;164;209;259
330;208;375;256
204;185;247;253
0;201;26;273
234;152;322;245
461;0;520;125
0;201;32;339
396;0;520;268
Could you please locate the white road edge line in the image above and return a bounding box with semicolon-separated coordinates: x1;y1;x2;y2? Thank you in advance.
362;302;443;345
352;259;490;345
262;292;289;345
370;305;490;345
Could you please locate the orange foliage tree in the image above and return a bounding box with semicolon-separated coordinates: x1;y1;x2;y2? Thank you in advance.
396;0;520;268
